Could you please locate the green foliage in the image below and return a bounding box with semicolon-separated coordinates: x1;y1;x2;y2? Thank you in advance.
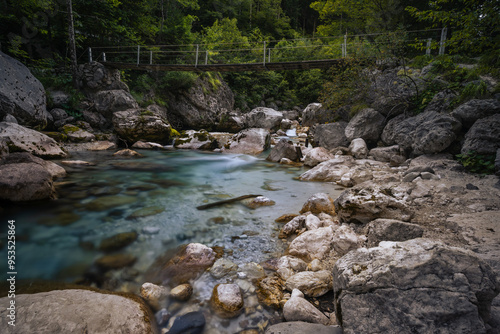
456;151;496;175
410;55;433;69
456;81;488;104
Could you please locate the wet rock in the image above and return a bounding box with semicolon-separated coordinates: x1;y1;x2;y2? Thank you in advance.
168;311;205;334
299;157;355;182
300;193;336;216
256;275;285;309
288;227;334;261
210;258;238;279
61;160;95;166
222;128;271;155
303;147;335;167
242;196;276;209
239;262;265;279
285;271;333;298
310;122;349;150
128;206;164;219
61;124;96;143
244;107;283;130
277;256;308;280
348;138;368;159
275;213;299;223
140;282;169;311
99;231;138;252
142;226;161;235
461;113;500;155
265;322;342;334
86;195;137;211
131;141;165;150
159;243;216;285
345;108;385;145
0;122;66;158
283;289;331;325
170;283;193;301
365;218;424;247
113;108;172;145
95;253;137;270
0;289;159;333
113;149;142;157
0;162;56;201
210;283;244;318
333;239;500;334
266;138;298;162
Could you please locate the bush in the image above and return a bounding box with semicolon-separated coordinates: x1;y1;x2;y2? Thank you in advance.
456;151;496;175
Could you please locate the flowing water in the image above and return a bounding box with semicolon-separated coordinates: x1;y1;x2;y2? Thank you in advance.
1;148;343;333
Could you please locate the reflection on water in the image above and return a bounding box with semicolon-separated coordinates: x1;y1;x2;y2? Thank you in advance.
0;149;341;333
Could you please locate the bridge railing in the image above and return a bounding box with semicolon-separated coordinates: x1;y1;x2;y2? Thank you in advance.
87;28;447;69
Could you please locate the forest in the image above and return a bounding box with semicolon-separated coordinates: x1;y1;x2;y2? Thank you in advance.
1;0;499;110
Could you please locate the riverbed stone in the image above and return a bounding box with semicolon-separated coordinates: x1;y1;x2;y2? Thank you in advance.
170;283;193;301
256;275;285;309
267;138;298;162
333;239;500;334
95;253;137;270
365;218;424;247
99;231;138;252
113;148;143;157
303;147;335;167
300;193;336;216
168;311;205;334
86;195;137;211
0;289;159;334
210;283;244;318
222;128;271;155
283;289;331;325
285;271;333;297
128;206;164;219
210;258;239;279
242;195;276;209
140;282;169;311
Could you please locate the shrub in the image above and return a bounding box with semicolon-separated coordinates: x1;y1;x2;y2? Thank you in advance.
456;151;496;175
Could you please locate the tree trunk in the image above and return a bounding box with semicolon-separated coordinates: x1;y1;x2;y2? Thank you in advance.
66;0;78;88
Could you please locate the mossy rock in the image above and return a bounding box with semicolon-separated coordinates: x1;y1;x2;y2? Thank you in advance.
99;231;138;252
61;124;81;134
86;195;137;211
127;206;165;219
42;132;68;142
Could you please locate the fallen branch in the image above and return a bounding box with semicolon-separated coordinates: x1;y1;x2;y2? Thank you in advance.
196;194;262;210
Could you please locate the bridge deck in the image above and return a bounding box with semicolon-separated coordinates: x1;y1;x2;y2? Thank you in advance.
103;59;344;72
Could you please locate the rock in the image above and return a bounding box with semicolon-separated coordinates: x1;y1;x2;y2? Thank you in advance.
283;289;331;325
49;108;69;121
331;225;363;256
113;149;142;157
99;231;138;252
210;258;238;279
86;195;137;211
217;111;245;132
244;107;283;130
95;253;137;270
81;110;110;130
93;89;138;121
0;122;66;158
61;160;95;167
302;103;340;126
242;196;276;209
238;262;265;279
338;165;374;187
423;89;458;114
335;181;414;224
299;156;355;182
222;128;270;155
113;109;172;145
3;114;18;123
0;51;50;129
289;227;334;261
461;113;500;155
266;138;298;162
348;138;368;159
159;243;216;285
0;289;159;333
281;118;293;130
2;152;66;179
300;193;336;215
310;122;349;150
155;308;171;327
61;124;96;143
168;311;205;334
87;141;117;151
170;284;193;301
496;149;500;175
285;271;333;297
0;138;8;158
333;239;500;334
256;275;285;309
0;162;55;202
369;145;403;162
345;108;385;145
305;214;322;230
265;321;342;334
303;147;335;167
280;215;306;238
77;62;130;93
140;282;169;311
277;256;308;280
132;141;165;150
451;99;500;129
175;130;217;150
210;283;244;318
365;219;424;247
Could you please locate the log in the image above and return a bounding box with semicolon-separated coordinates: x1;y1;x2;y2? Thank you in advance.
196;194;262;210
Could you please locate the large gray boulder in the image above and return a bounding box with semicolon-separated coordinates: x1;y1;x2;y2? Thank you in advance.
345;108;385;145
299;156;355;182
77;62;130;93
94;90;139;120
112;109;172;145
461;113;500;155
364;218;424;247
0;51;51;129
333;239;500;334
267;138;298;162
244;107;283;130
310;122;349;150
0;122;66;158
451;99;500;129
302;103;323;127
0;289;159;333
222;128;270;155
303;147;335;167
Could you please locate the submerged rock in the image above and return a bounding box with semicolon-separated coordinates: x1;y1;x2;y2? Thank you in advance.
170;283;193;301
140;282;169;311
99;231;138;252
210;283;244;318
168;311;205;334
95;253;137;270
86;195;137;211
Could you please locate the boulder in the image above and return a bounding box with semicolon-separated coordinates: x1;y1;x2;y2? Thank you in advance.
496;149;500;175
302;103;340;126
331;224;363;256
337;165;374;187
461;113;500;155
244;107;283;130
48;90;71;108
283;289;331;325
113;149;142;157
0;162;56;201
0;122;66;158
280;215;306;238
0;51;50;129
99;231;138;252
277;256;308;280
0;289;159;334
265;322;342;334
303;147;335;167
210;258;238;279
300;193;336;216
335;181;414;224
369;145;402;162
345;108;385;145
112;109;171;145
348;138;368;159
217;111;245;132
451;99;500;129
222;128;270;155
81;110;110;130
175;130;217;150
299;157;355;183
77;62;130;93
61;124;96;143
333;239;500;334
140;282;169;311
288;227;334;261
285;271;333;297
267;138;298;162
423;89;457;114
210;283;244;318
49;108;69;121
2;152;66;179
0;138;9;158
310;122;349;150
365;218;424;247
94;90;139;120
305;213;322;230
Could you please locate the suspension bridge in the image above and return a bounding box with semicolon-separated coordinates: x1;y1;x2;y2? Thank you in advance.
87;28;448;72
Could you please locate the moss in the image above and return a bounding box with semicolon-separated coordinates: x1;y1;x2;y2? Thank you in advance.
170;128;180;137
140;110;155;116
62;125;81;134
194;131;209;142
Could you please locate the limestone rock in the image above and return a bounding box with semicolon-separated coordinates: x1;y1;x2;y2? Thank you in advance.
310;122;349;150
140;282;169;311
113;109;171;145
348;138;368;159
77;62;130;93
289;227;334;261
451;99;500;129
94;90;139;120
0;51;50;129
244;107;283;130
256;275;285;309
285;271;333;297
222;128;270;155
210;283;244;318
266;138;298;162
242;196;276;209
0;162;56;201
113;149;142;157
333;239;500;334
299;157;355;182
303;147;335;167
0;122;66;158
95;254;137;270
210;258;238;279
280;215;305;238
61;124;96;143
170;284;193;301
365;218;424;247
345;108;385;145
302;103;340;126
2;152;66;179
81;110;110;130
461;113;500;155
305;214;322;230
277;256;308;280
300;193;336;216
283;289;331;325
0;289;159;334
331;225;363;256
369;145;403;162
175;130;218;150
